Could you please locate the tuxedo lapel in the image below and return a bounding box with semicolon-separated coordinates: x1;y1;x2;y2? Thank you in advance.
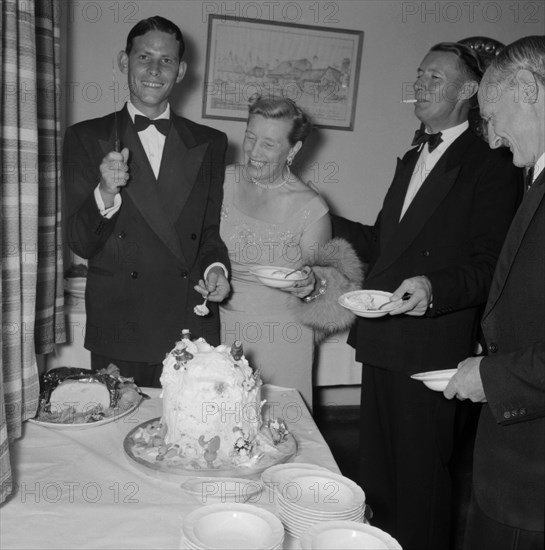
370;131;473;278
484;170;545;317
379;154;418;248
102;108;186;266
157;117;208;224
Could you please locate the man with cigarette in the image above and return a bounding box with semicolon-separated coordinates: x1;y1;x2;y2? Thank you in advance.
63;16;230;386
333;42;522;549
445;35;545;549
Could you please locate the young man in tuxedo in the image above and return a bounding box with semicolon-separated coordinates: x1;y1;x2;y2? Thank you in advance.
63;16;230;387
445;35;545;550
333;42;523;549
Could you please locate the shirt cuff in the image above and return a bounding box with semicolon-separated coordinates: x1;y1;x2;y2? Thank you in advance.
94;184;121;218
204;263;228;280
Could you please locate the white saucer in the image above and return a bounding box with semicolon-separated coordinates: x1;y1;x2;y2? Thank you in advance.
411;369;458;391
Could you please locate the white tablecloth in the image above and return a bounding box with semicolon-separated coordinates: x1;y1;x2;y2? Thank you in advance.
1;385;339;550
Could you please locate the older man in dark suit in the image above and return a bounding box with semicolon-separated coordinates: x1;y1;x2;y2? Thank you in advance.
333;42;523;549
63;16;230;387
445;35;545;550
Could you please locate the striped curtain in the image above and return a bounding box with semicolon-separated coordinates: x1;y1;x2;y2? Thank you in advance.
1;0;65;504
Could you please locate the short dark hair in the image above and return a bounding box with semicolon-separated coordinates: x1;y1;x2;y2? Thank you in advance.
430;42;484;83
248;96;312;145
125;16;185;60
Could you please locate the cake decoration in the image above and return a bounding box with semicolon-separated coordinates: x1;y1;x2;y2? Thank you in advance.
126;331;296;474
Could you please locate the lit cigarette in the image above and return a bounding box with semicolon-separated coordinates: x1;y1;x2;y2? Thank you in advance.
400;99;417;103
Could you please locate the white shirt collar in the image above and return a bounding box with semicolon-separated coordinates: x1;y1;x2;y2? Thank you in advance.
434;121;468;144
126;101;170;122
532;152;545;182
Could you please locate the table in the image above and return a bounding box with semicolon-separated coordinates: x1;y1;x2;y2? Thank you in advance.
1;386;340;549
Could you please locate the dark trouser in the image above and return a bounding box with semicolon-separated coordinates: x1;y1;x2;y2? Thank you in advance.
91;353;163;388
464;492;544;550
359;365;459;550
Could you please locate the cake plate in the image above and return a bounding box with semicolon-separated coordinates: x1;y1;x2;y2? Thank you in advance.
123;417;297;481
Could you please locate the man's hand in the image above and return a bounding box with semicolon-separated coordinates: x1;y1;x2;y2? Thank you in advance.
443;356;487;402
388;275;432;316
99;147;129;206
194;267;230;302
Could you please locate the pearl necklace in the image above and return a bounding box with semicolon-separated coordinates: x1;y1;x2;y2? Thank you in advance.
250;176;288;190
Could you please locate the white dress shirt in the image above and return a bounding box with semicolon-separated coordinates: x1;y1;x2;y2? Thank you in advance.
400;121;469;219
95;102;169;217
531;152;545;184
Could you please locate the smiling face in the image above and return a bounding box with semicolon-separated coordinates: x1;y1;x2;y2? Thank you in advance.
243;114;302;185
413;50;475;132
478;73;542;168
118;30;186;118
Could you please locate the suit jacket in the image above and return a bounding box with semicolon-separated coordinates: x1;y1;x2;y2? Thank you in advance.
63;106;229;362
474;170;545;531
333;128;523;373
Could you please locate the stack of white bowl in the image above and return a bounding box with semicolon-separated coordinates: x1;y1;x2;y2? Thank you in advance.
64;277;86;299
263;464;366;539
180;502;284;550
299;520;402;549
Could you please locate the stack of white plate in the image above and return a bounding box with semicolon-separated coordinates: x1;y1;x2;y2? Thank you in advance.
299;521;402;549
64;277;86;299
180;477;264;505
180;502;284;550
264;465;366;539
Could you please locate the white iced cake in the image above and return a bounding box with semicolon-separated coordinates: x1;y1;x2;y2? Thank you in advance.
127;331;292;471
160;332;263;466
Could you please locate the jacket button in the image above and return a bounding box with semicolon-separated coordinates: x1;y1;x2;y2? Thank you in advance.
421;250;430;257
130;271;138;279
488;342;498;353
118;231;127;239
519;408;527;416
181;271;188;279
511;409;518;417
503;411;511;419
190;233;197;240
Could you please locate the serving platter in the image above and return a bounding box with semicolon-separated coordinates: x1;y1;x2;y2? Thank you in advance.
124;417;297;481
28;396;143;430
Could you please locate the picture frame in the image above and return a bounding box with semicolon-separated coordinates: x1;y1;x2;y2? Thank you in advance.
202;15;364;131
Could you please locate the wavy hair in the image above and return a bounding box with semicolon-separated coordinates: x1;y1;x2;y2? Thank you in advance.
248;95;313;145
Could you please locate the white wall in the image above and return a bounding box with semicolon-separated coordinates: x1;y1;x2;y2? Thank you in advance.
63;0;544;223
61;0;544;404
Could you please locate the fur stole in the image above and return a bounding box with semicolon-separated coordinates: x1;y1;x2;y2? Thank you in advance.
288;238;365;342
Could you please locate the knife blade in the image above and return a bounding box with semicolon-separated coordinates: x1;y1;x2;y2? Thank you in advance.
112;58;120;153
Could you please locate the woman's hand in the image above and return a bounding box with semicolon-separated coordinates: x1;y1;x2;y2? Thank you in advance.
282;266;315;298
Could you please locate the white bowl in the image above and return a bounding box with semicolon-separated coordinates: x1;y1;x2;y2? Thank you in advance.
411;368;458;391
182;503;284;549
338;290;397;318
180;477;263;504
250;266;308;289
299;521;402;550
261;463;330;487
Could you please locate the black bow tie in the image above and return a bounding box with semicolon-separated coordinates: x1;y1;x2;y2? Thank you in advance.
411;128;443;152
134;114;170;136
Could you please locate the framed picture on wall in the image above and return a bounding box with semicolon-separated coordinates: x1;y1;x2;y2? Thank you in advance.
202;15;364;131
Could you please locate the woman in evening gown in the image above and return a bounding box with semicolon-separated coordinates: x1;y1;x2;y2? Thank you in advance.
217;96;363;409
